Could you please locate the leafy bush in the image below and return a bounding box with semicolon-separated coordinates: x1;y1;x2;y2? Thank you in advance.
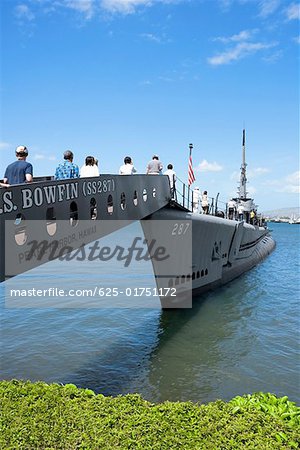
0;380;299;449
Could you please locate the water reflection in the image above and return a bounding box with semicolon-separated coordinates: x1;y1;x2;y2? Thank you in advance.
141;280;258;403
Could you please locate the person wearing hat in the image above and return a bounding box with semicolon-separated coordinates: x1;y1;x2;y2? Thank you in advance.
146;155;163;175
3;145;33;185
55;150;79;180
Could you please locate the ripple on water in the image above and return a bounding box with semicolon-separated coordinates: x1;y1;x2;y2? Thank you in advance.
0;223;299;403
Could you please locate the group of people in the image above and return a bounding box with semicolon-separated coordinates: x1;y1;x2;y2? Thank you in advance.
1;145;258;224
0;147;177;191
53;152;174;180
192;188;209;214
0;146;203;214
54;151;100;180
227;199;257;223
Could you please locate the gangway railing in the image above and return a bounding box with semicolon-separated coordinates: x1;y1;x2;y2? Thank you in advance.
172;181;236;221
172;177;194;211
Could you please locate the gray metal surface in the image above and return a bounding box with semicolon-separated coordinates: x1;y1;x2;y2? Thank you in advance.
142;207;275;307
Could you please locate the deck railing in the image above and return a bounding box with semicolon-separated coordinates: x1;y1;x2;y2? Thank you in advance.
172;179;266;226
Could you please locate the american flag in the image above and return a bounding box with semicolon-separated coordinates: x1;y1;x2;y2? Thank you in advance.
188;144;195;186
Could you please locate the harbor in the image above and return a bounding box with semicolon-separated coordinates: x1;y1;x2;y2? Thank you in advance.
0;222;299;403
1;0;299;447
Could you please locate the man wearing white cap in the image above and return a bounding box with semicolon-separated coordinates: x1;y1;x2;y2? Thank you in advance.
3;145;33;185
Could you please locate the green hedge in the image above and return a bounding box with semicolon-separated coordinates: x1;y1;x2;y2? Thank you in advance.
0;380;299;449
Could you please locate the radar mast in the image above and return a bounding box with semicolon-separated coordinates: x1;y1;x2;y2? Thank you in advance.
238;129;247;200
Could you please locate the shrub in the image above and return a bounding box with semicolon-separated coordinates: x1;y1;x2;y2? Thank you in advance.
0;380;299;449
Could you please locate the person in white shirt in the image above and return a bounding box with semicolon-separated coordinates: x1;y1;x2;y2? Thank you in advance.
201;190;209;214
164;164;176;198
80;156;99;177
227;199;237;220
237;203;244;221
119;156;137;175
192;187;200;212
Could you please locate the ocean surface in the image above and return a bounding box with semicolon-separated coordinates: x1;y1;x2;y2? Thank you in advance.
1;222;299;404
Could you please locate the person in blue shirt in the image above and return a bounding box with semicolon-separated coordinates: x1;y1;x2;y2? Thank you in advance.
55;150;79;180
3;145;33;185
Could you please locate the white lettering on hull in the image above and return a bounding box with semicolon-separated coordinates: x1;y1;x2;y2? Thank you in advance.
0;191;17;214
20;183;79;209
0;179;115;215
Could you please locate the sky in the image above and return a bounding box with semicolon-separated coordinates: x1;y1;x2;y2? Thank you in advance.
0;0;299;211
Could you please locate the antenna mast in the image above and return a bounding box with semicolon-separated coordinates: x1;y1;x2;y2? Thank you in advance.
238;129;247;199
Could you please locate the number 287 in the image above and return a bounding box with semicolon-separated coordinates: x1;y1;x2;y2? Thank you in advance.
171;223;190;235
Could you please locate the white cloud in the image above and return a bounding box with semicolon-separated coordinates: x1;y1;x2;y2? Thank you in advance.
262;49;283;63
285;3;300;21
218;0;283;18
293;36;300;44
258;0;280;17
141;33;161;43
38;0;94;20
64;0;94;19
279;185;300;194
100;0;180;14
15;4;35;21
141;32;171;43
197;159;223;172
286;171;300;184
263;171;300;193
218;0;233;10
213;29;258;43
101;0;154;14
231;167;270;181
248;167;270;178
281;170;300;193
217;0;280;17
34;0;180;18
208;41;277;65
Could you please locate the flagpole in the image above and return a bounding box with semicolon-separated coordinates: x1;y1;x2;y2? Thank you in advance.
188;143;193;209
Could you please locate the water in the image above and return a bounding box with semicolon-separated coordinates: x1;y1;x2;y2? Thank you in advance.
1;223;299;403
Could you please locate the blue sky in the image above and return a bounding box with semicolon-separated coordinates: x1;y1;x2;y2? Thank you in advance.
0;0;299;210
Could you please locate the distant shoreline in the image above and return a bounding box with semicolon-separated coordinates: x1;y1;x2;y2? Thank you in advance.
263;206;300;219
